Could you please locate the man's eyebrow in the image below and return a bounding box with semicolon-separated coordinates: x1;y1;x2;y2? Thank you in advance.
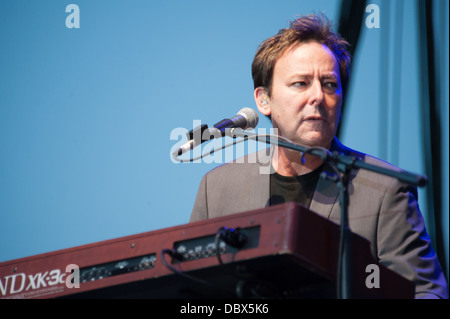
321;72;339;79
287;72;339;79
287;73;313;80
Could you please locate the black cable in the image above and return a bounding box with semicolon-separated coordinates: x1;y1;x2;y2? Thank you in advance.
160;249;211;286
161;228;249;297
160;248;235;296
215;227;249;271
215;229;226;266
214;227;282;299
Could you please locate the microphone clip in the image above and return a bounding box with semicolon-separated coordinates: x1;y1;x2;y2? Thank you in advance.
187;124;215;146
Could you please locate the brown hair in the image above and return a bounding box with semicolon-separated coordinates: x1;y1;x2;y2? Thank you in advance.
252;13;351;98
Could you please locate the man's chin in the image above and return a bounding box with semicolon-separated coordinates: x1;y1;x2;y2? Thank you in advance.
290;136;333;149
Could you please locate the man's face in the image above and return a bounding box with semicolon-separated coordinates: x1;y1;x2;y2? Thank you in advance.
263;41;343;149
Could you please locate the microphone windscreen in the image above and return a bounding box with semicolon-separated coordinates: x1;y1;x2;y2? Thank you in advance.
237;107;259;129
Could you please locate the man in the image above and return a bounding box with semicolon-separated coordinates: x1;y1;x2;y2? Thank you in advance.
189;14;448;299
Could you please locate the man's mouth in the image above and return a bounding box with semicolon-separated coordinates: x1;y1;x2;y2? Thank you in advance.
304;116;326;121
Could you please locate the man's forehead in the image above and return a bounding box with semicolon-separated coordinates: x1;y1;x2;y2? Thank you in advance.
274;42;340;76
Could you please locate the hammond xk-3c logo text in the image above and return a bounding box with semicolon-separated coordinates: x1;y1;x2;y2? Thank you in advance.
0;264;79;299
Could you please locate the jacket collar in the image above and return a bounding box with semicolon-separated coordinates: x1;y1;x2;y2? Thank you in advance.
254;137;356;219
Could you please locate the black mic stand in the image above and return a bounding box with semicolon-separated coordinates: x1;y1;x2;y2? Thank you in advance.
227;128;427;299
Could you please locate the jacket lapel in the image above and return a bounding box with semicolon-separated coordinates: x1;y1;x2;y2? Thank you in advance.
249;171;271;210
309;162;340;219
249;147;273;210
309;137;361;220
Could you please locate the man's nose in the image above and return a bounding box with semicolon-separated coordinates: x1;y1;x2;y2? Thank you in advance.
308;80;324;106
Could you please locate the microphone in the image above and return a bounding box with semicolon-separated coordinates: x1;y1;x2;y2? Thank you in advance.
212;107;259;133
173;108;259;157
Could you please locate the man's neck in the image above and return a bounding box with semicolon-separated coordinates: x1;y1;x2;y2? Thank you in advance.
272;146;325;176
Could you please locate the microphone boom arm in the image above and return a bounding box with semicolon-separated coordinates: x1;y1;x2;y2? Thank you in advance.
227;128;428;187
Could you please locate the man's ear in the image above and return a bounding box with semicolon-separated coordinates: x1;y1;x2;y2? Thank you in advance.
254;87;271;116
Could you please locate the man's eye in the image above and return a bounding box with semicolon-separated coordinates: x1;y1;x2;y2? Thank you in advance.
324;82;338;88
293;81;307;87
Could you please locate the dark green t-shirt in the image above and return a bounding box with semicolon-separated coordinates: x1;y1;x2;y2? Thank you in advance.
269;165;323;209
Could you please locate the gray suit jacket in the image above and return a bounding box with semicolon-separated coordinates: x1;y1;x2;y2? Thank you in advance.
190;138;448;299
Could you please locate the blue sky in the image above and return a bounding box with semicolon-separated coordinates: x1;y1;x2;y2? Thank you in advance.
0;0;447;278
